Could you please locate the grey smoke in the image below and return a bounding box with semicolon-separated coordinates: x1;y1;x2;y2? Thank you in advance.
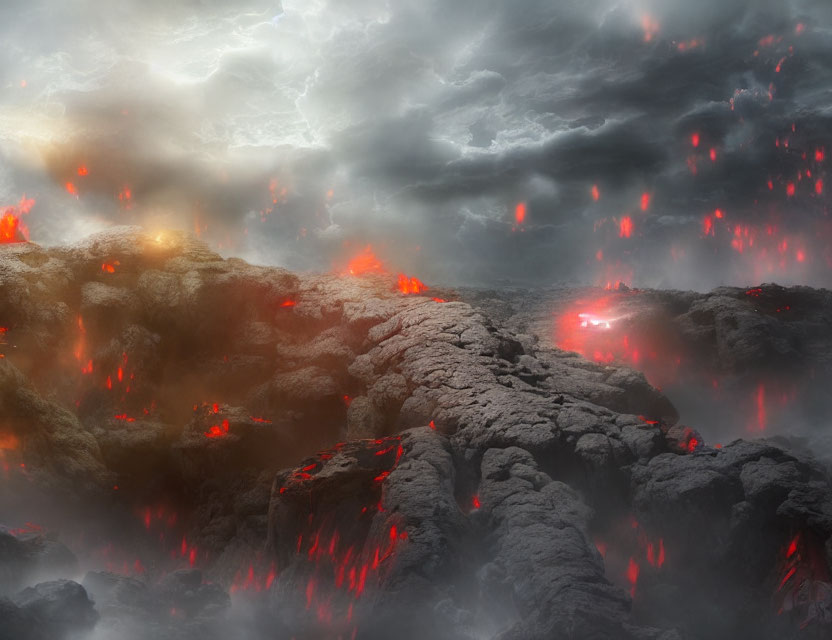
0;0;830;288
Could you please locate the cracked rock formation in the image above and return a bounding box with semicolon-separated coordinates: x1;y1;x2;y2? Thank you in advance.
1;228;831;639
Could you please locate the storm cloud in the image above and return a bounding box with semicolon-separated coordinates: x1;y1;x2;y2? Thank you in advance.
1;0;830;289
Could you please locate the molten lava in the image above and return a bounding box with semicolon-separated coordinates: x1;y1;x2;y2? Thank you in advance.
346;246;384;276
397;274;427;295
0;196;35;243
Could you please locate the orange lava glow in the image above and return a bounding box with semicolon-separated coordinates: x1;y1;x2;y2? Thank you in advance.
0;196;35;243
397;274;427;295
205;419;230;439
0;432;20;450
346;246;384;276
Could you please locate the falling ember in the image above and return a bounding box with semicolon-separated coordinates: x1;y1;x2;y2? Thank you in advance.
703;215;714;237
626;557;639;597
641;15;659;42
397;274;427;295
815;179;823;195
714;209;723;219
786;535;799;559
640;192;650;211
796;249;806;263
65;182;78;196
591;184;600;201
472;495;481;509
514;202;526;225
709;148;717;162
691;132;700;148
118;187;132;208
619;216;633;238
786;183;795;197
815;148;825;162
347;246;384;276
77;165;89;177
756;384;766;431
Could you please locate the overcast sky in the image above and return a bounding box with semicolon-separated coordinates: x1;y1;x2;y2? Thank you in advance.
1;0;830;289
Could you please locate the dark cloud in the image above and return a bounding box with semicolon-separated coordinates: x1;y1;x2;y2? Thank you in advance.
0;0;830;289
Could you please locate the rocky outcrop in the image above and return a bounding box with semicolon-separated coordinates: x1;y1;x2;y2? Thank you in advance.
0;580;98;640
1;229;830;639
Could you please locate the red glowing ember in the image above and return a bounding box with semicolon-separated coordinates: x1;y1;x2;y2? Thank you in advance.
0;196;35;243
640;192;650;211
591;184;600;201
619;216;633;238
101;261;120;273
77;165;89;177
397;274;427;295
691;132;700;148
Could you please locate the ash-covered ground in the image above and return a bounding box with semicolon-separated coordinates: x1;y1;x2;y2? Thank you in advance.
2;228;832;640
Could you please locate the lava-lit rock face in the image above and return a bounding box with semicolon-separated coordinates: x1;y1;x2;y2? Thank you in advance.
1;228;831;639
460;283;832;442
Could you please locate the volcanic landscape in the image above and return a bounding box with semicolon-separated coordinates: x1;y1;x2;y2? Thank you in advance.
1;226;831;640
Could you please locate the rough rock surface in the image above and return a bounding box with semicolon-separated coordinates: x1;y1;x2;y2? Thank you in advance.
0;228;830;639
0;579;98;640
